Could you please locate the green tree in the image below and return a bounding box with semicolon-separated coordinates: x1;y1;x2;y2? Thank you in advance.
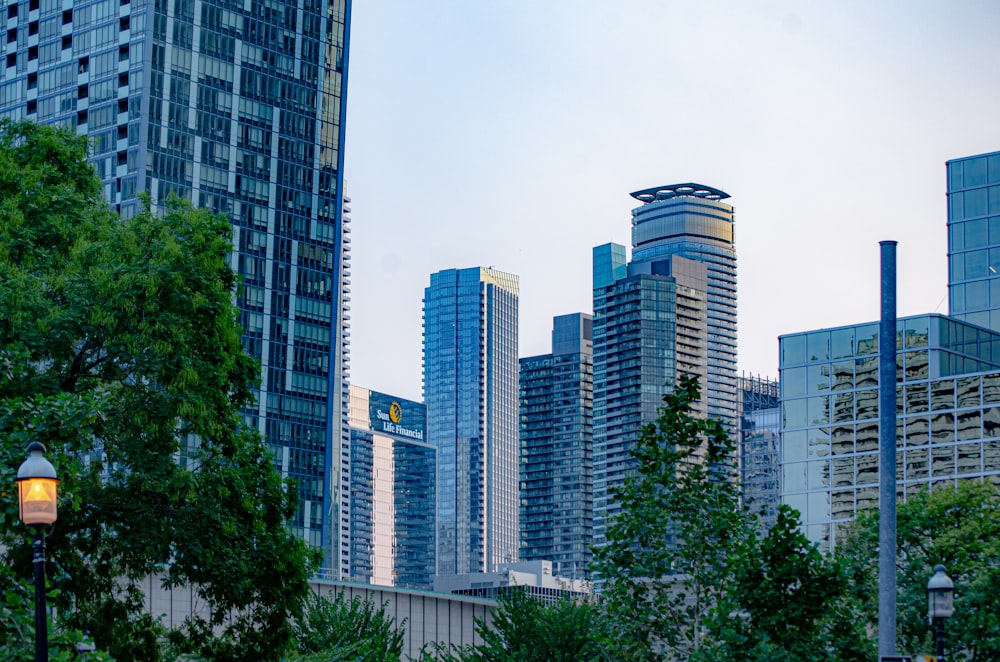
288;592;405;661
465;589;611;662
592;374;865;661
839;480;1000;660
0;119;318;660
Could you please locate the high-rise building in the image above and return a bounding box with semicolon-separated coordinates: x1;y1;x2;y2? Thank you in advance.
519;313;593;579
738;374;780;529
592;244;709;547
424;267;520;576
346;385;435;590
629;184;738;432
0;0;353;569
946;150;1000;330
778;315;1000;552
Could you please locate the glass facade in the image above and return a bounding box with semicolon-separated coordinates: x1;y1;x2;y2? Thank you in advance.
779;314;1000;552
592;247;708;548
519;313;593;580
0;0;354;571
346;386;435;590
947;150;1000;331
738;374;780;529
629;184;738;434
424;267;519;576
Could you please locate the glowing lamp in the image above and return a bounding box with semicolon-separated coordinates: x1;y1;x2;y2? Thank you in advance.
16;442;59;526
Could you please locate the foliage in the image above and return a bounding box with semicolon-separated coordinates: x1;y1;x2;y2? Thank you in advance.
464;589;611;662
839;480;1000;660
288;591;405;661
0;119;319;660
591;374;864;661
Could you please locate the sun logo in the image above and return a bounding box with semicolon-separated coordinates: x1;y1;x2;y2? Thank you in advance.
389;402;402;424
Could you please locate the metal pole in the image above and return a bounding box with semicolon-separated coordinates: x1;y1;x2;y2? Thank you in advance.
878;240;898;659
33;530;47;662
936;617;945;659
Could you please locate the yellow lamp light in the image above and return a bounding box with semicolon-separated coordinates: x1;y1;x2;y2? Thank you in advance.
16;442;59;527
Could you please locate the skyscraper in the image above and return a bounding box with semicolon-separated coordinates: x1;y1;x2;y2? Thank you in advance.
592;244;709;547
629;183;738;432
347;385;435;589
0;0;353;570
946;150;1000;330
519;313;593;579
738;373;780;529
424;267;520;576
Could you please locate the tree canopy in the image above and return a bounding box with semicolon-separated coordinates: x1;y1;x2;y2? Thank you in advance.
0;119;318;660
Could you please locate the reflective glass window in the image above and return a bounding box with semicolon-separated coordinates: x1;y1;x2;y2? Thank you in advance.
957;443;981;474
904;318;929;348
807;332;829;362
966;189;989;219
832;458;854;487
965;156;988;187
831;328;854;359
781;367;806;398
983;406;1000;437
956;409;981;440
956;376;981;408
807;364;830;392
783;462;807;491
856;453;878;485
990;155;1000;184
950;222;964;252
807;492;829;524
931;380;955;410
950;193;964;221
807;396;829;425
949;160;963;191
984;374;1000;403
855;358;878;388
832;391;854;422
950;254;964;283
831;362;854;391
990;187;1000;214
966;280;989;309
856;486;877;511
931;446;955;476
931;412;954;444
967;217;989;246
807;460;830;489
855;390;878;421
832;490;854;518
831;426;854;455
781;335;806;367
905;383;928;413
905;449;928;479
985;439;1000;472
990;216;1000;244
782;429;807;461
905;416;929;447
808;428;830;458
965;250;988;280
856;423;878;452
856;325;878;355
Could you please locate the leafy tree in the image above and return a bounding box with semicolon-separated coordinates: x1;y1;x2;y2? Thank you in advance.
465;589;611;662
288;592;405;661
839;480;1000;660
0;119;318;660
591;374;865;661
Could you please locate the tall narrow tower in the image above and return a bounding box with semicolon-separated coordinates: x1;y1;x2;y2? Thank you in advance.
629;183;738;432
424;267;520;576
0;0;353;570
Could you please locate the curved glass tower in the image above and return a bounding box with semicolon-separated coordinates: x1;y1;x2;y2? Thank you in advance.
629;183;738;432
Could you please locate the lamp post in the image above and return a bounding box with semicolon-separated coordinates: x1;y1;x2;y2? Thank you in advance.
927;565;955;660
16;442;59;662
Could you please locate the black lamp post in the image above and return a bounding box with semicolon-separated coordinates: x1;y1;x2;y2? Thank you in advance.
16;442;59;662
927;564;955;660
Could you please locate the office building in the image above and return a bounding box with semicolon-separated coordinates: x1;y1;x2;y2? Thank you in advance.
778;315;1000;552
629;184;739;432
738;374;780;528
519;313;593;579
424;267;519;576
346;386;435;590
592;243;709;547
0;0;354;569
947;150;1000;330
434;560;592;606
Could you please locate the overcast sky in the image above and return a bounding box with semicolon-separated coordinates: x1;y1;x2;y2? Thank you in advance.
343;0;1000;403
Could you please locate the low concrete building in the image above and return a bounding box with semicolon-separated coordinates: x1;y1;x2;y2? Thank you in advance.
433;560;592;605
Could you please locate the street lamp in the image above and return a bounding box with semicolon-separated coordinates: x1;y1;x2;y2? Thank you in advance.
16;441;59;662
927;564;955;660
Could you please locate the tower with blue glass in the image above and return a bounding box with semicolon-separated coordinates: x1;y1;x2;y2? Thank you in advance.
0;0;353;572
424;267;520;576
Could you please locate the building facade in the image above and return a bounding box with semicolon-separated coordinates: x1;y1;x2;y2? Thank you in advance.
519;313;593;579
947;150;1000;330
778;315;1000;552
738;373;780;528
424;267;520;576
0;0;354;570
592;246;708;548
629;183;739;432
346;385;435;590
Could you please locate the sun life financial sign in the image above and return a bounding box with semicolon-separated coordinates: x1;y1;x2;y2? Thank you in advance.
373;400;425;441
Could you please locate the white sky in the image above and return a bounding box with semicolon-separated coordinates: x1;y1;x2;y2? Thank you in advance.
343;0;1000;403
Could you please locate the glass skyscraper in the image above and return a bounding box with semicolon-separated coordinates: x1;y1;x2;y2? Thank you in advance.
519;313;593;579
424;267;520;576
738;373;780;529
0;0;353;570
779;315;1000;552
947;150;1000;330
629;183;738;432
592;245;709;548
347;385;435;590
